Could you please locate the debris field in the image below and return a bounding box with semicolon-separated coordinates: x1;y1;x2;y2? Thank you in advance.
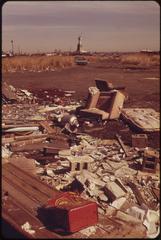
2;79;160;238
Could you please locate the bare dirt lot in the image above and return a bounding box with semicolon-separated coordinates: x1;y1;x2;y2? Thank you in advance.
3;61;160;111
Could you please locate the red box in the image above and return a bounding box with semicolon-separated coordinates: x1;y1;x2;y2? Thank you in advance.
45;192;98;233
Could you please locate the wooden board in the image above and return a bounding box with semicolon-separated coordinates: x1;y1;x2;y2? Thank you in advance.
121;108;160;132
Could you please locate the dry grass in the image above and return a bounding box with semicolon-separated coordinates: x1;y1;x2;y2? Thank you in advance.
2;55;102;72
2;55;75;72
2;53;160;72
120;53;160;66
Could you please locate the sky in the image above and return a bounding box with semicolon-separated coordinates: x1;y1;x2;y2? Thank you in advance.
2;1;160;53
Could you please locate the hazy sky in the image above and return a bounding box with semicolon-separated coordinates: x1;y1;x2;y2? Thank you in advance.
2;1;160;53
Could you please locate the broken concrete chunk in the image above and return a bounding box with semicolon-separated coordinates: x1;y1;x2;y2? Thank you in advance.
143;210;160;237
111;197;127;210
46;169;55;177
104;181;126;202
58;149;72;157
107;160;128;170
86;187;100;198
115;210;142;224
114;166;137;178
59;160;70;167
68;155;94;172
126;206;146;221
102;175;110;183
98;192;108;202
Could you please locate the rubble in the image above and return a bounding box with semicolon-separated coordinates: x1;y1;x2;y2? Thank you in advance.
2;80;160;238
80;226;97;237
2;146;12;159
143;209;160;238
104;181;126;202
142;147;159;173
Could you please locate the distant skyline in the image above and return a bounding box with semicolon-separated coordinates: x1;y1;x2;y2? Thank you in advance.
2;1;160;53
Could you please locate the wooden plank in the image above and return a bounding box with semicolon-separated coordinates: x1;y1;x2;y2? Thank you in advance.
2;197;61;238
40;121;56;134
3;163;59;197
116;134;130;157
2;169;49;204
2;178;38;213
10;137;47;148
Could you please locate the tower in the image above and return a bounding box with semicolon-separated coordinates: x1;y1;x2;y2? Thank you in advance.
11;40;14;55
76;35;82;54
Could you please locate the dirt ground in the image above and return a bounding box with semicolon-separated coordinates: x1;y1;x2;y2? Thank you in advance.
3;60;160;148
3;61;160;110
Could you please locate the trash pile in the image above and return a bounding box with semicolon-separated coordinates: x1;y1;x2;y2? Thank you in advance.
2;80;160;238
2;81;36;104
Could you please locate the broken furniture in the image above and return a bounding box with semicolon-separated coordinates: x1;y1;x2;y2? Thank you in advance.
121;108;160;132
95;79;125;92
79;80;126;120
39;191;98;233
132;134;148;148
142;148;159;173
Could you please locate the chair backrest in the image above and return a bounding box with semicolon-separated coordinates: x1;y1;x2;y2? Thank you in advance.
95;79;113;91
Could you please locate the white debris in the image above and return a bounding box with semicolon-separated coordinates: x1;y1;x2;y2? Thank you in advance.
21;89;32;97
36;168;45;175
114;166;137;178
98;192;108;202
105;181;126;199
46;169;55;177
80;226;97;237
143;209;160;237
21;222;35;235
2;146;12;158
111;197;127;209
102;175;110;183
34;160;41;166
126;206;146;221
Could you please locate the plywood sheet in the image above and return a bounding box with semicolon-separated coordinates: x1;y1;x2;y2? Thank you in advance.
121;108;160;132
